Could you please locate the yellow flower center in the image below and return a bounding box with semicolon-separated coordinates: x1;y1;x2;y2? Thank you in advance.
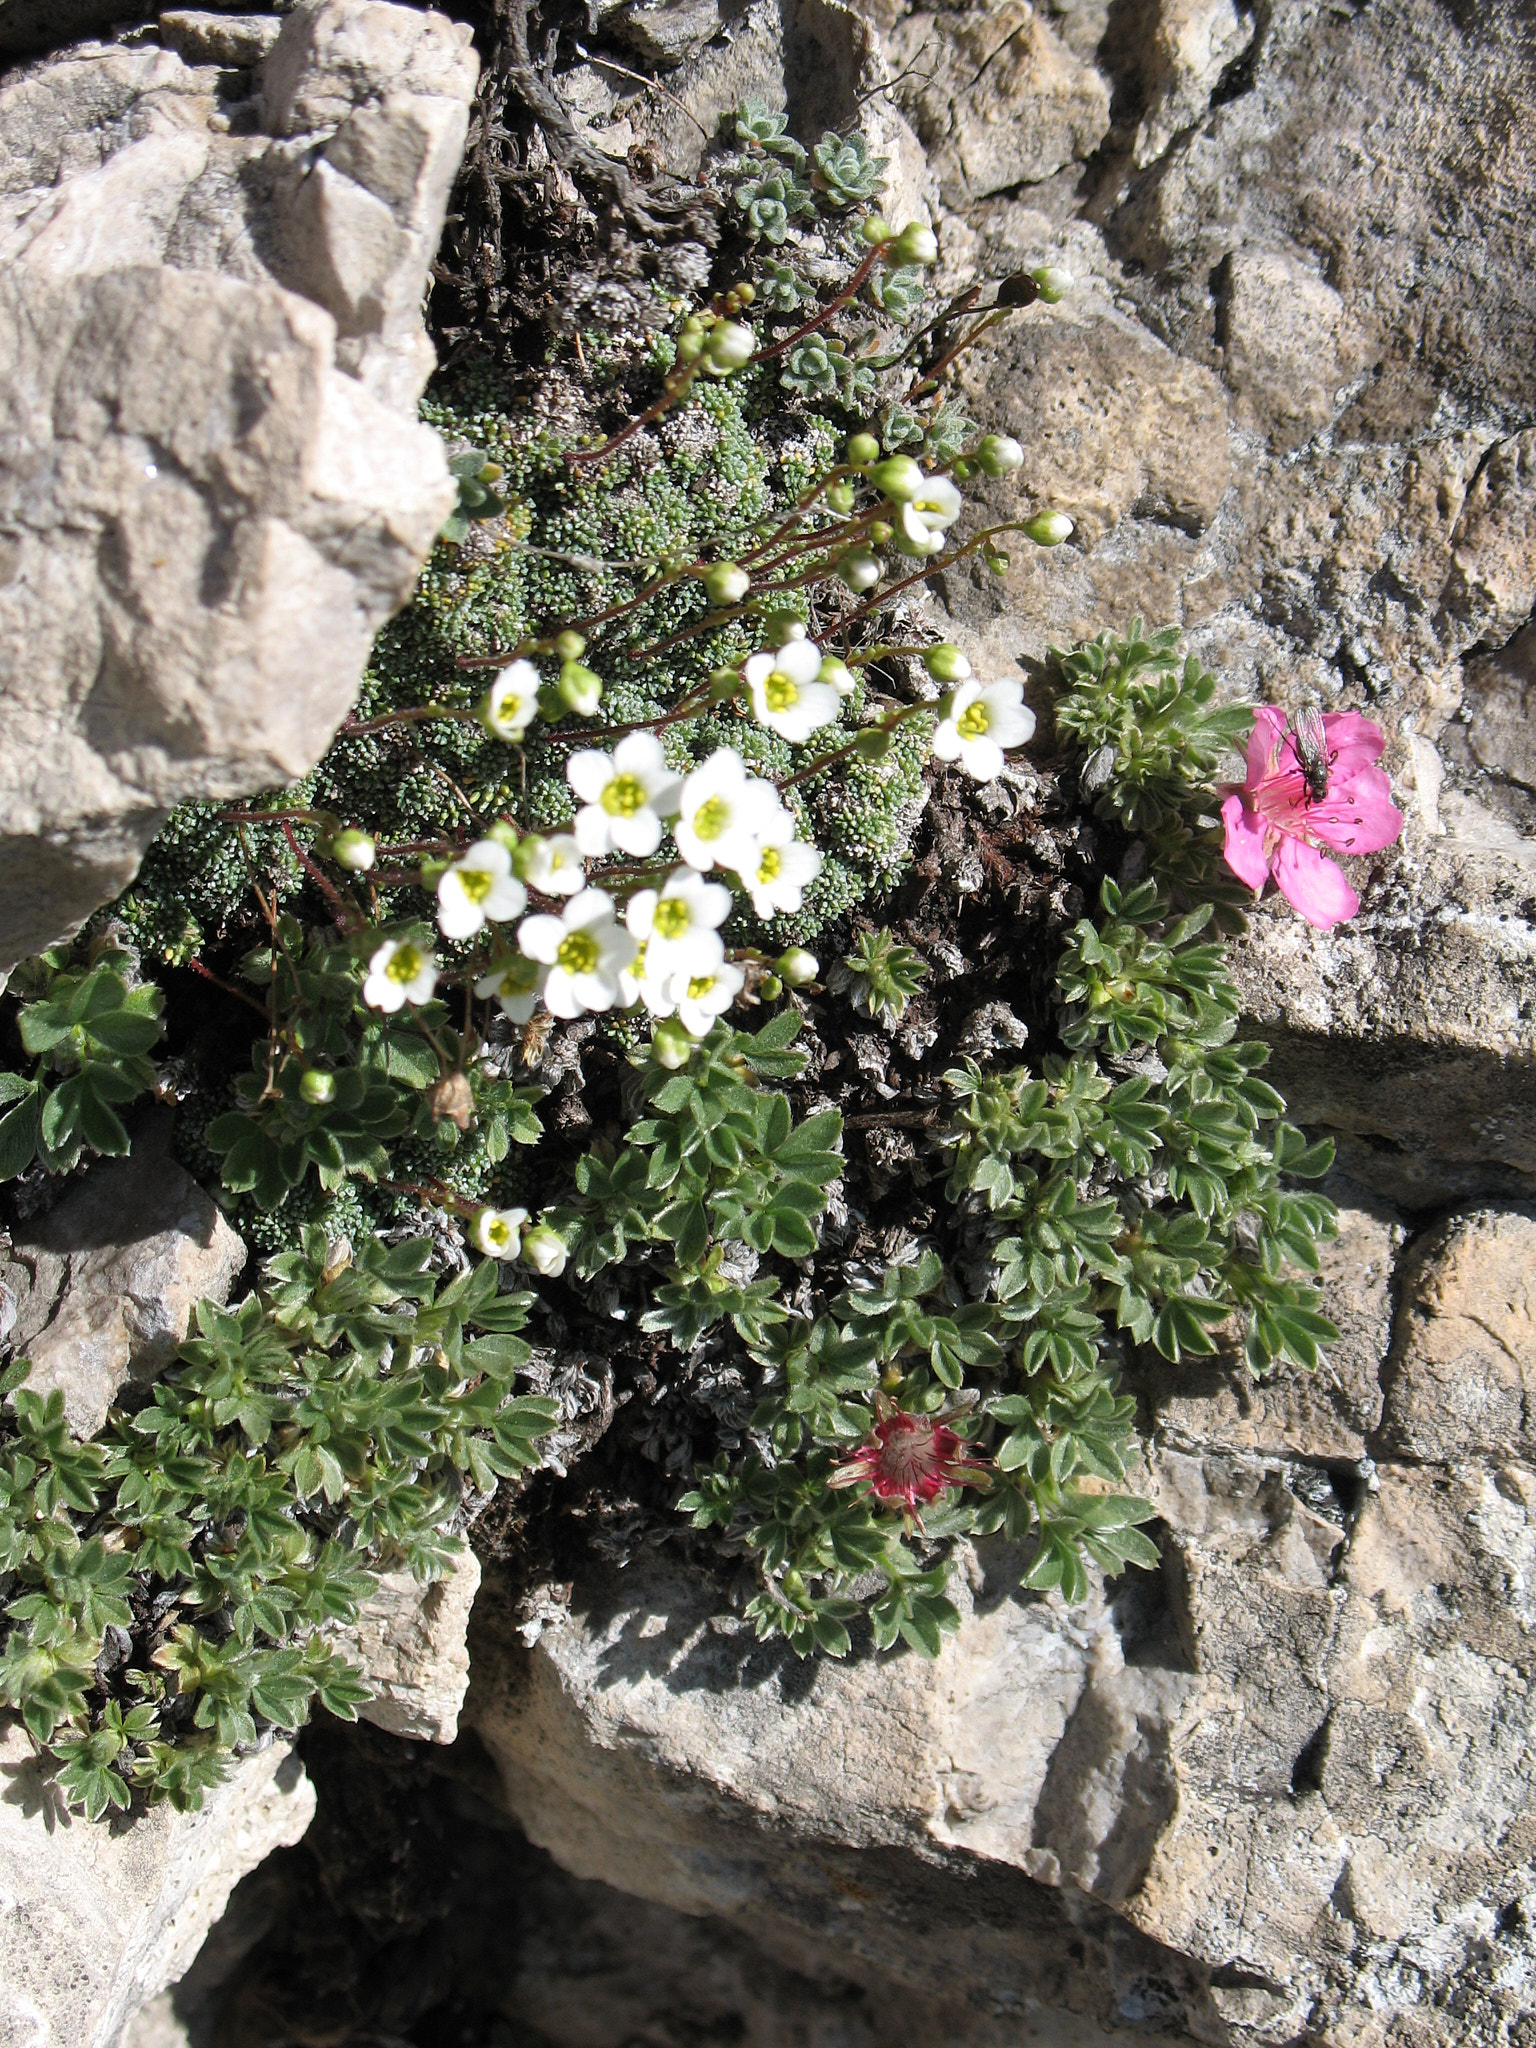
455;866;493;904
692;795;730;842
652;898;691;939
385;946;422;984
763;669;799;712
557;931;599;975
686;975;717;1001
601;773;646;818
956;700;991;741
485;1216;514;1250
757;847;783;882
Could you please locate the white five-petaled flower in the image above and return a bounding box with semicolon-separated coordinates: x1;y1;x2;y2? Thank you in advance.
674;748;781;876
362;937;439;1013
567;733;682;858
481;659;541;742
474;955;546;1023
743;810;823;919
473;1205;529;1260
436;838;527;940
894;475;964;559
625;871;732;979
516;887;637;1017
743;638;841;744
519;833;585;897
932;678;1037;783
667;960;747;1038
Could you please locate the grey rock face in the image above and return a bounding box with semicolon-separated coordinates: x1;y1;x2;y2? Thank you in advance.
0;0;476;970
0;1726;314;2048
0;1115;245;1435
342;1548;482;1745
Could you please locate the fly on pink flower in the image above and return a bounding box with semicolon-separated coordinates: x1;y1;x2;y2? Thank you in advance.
827;1400;991;1520
1220;706;1403;930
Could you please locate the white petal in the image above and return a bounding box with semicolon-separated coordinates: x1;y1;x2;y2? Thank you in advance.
931;719;962;762
613;731;668;781
517;914;565;963
625;890;658;939
742;652;775;688
573;805;613;856
961;736;1005;782
483;875;528;922
611;808;663;857
567;749;615;803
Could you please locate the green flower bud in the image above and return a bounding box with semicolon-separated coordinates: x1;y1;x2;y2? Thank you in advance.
521;1223;569;1278
818;655;857;695
675;329;706;364
703;320;755;374
763;610;807;648
708;665;743;702
825;481;857;514
846;432;881;466
485;819;519;853
299;1068;336;1106
868;519;893;545
512;834;547;882
651;1018;694;1070
854;727;894;761
558;660;603;714
892;220;938;266
923;643;972;683
977;433;1025;477
868;455;924;502
734;281;756;305
758;973;784;1000
860;215;892;245
1023;509;1075;546
703;561;750;606
836;550;881;593
1030;264;1074;303
952;458;975;482
328;828;376;872
775;947;820;987
554;629;587;659
984;549;1011;576
537;685;567;723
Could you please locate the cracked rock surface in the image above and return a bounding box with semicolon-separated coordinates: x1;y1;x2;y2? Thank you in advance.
0;0;475;970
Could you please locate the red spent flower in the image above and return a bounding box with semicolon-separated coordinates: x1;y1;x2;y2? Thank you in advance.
1220;707;1403;930
828;1406;991;1515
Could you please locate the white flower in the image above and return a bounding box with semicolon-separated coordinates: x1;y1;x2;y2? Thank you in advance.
362;937;439;1013
481;659;541;742
667;961;747;1038
567;733;682;859
743;638;841;744
516;887;637;1017
519;833;585;897
520;1223;569;1277
674;748;781;875
625;871;732;979
472;1206;528;1259
931;678;1037;783
474;955;546;1023
893;475;964;560
743;813;822;918
437;839;527;941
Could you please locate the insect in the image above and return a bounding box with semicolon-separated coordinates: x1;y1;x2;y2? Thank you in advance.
1281;706;1332;803
519;1009;557;1068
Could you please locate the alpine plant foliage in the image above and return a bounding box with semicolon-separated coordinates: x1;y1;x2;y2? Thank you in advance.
0;105;1402;1811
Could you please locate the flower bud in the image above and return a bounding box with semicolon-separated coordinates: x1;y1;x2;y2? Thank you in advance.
836;549;881;593
558;659;603;714
868;520;893;546
977;433;1025;477
512;834;547;882
328;828;376;872
554;629;587;660
923;644;972;683
521;1223;569;1278
846;432;880;466
485;819;519;853
867;455;924;502
758;973;783;1000
734;281;756;305
651;1018;694;1069
892;220;938;266
854;727;894;761
825;481;856;514
537;685;567;723
703;320;755;373
952;458;975;482
1029;264;1074;303
708;665;743;702
818;655;857;696
675;329;706;365
983;549;1010;576
703;561;750;606
299;1068;336;1106
775;947;820;987
860;215;892;245
1023;509;1075;546
763;611;807;647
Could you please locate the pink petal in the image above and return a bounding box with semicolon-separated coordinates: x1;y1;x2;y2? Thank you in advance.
1245;707;1289;787
1272;836;1359;929
1302;763;1404;856
1320;712;1386;770
1221;793;1272;892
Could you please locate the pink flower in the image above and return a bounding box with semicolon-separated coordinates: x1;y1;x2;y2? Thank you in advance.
1220;707;1402;929
827;1403;991;1517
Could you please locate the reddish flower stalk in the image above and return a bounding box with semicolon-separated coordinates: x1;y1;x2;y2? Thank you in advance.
828;1399;992;1517
1220;708;1403;930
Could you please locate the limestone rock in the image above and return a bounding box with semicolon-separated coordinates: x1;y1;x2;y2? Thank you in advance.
0;1726;314;2048
1379;1205;1536;1461
886;3;1110;205
0;1118;245;1437
1220;246;1373;452
1464;624;1536;793
156;13;288;68
1126;0;1252;170
344;1546;481;1745
0;0;477;971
